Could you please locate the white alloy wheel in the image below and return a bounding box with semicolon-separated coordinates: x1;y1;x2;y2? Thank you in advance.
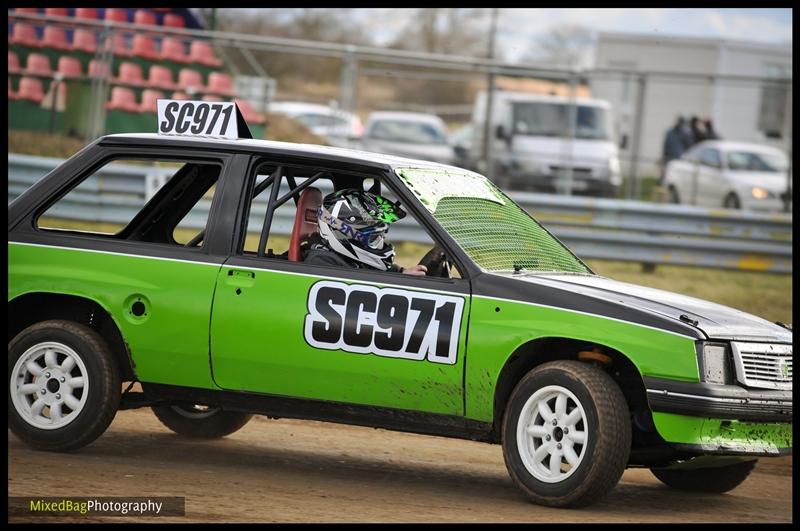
10;341;89;430
516;385;588;483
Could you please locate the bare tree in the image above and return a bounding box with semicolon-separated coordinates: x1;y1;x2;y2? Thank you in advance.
525;25;593;70
389;8;491;56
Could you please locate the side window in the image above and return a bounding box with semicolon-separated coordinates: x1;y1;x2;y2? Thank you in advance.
699;148;721;168
36;157;221;247
239;163;462;278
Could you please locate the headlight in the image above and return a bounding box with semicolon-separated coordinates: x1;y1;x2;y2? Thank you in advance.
698;342;733;384
608;157;622;186
751;187;773;200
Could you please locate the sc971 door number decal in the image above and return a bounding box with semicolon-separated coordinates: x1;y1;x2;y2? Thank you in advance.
304;281;464;365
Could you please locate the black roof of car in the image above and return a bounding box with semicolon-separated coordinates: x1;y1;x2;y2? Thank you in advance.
99;133;457;172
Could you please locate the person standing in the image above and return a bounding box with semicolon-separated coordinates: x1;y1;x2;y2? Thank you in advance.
661;116;689;183
704;118;720;140
689;116;707;145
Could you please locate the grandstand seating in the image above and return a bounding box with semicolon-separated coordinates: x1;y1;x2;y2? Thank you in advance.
161;37;189;63
25;53;52;76
139;89;164;113
8;51;21;73
57;56;83;78
147;65;175;89
42;26;70;50
9;8;265;137
18;77;45;103
107;86;138;112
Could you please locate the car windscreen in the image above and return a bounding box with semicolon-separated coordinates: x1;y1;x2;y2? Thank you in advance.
512;102;611;140
726;151;787;172
395;167;591;274
368;120;448;145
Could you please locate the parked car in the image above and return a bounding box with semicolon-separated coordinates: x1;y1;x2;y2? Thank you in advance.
664;140;790;211
8;103;792;508
359;111;455;165
472;91;622;196
267;101;363;147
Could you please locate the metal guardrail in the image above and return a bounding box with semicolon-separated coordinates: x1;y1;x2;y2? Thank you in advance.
8;154;793;273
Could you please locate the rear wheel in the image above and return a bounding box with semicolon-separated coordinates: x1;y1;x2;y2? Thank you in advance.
502;360;631;508
152;404;252;439
650;460;757;493
8;320;120;452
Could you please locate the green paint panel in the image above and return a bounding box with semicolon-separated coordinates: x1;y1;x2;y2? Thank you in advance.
209;267;468;415
465;296;699;422
9;243;221;389
652;412;792;452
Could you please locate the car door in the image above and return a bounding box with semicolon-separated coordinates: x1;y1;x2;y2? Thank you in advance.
208;160;471;416
696;147;724;206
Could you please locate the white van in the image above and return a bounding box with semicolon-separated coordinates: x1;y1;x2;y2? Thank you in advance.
472;91;622;196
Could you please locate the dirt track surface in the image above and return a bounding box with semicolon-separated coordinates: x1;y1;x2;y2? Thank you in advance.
8;409;793;523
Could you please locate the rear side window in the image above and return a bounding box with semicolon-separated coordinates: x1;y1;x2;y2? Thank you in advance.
36;157;221;247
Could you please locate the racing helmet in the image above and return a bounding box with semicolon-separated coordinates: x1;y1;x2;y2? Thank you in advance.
316;188;406;270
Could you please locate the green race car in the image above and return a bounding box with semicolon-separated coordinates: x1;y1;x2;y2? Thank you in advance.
8;130;792;508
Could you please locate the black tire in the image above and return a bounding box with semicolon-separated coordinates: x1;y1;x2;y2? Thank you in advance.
502;360;631;508
8;320;121;452
152;404;252;439
667;185;681;204
650;460;757;493
723;193;741;209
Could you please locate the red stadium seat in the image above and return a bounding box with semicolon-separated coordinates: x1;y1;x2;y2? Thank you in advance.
235;98;265;124
133;10;157;26
163;14;185;28
160;38;188;63
139;89;164;113
131;34;158;60
171;91;189;100
24;53;52;76
207;72;235;96
8;51;21;73
104;8;128;23
188;40;223;67
72;29;97;53
147;65;175;89
57;56;82;78
177;68;204;92
15;8;39;14
75;8;98;20
9;78;18;100
42;26;70;50
201;95;223;102
88;60;111;79
104;33;129;57
18;77;45;103
44;8;69;17
116;62;144;85
106;86;138;112
9;23;40;47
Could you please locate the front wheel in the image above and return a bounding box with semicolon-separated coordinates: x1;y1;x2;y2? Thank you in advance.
502;360;631;508
650;460;757;493
152;404;252;439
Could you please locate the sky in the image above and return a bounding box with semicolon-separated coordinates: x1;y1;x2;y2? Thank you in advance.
356;8;793;64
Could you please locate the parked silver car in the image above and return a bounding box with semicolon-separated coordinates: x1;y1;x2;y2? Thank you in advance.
359;111;455;165
664;140;790;211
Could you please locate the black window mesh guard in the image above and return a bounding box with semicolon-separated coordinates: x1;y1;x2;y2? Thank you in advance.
433;196;590;274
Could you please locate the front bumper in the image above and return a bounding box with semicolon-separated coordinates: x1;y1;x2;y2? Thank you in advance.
644;377;792;422
644;377;792;456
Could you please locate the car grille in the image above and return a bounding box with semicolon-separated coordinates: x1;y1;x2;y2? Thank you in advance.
731;342;792;390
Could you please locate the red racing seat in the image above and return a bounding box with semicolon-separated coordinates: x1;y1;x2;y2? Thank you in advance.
288;187;322;262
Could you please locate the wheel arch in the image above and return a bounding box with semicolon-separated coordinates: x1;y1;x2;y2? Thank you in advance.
8;292;136;382
491;336;649;441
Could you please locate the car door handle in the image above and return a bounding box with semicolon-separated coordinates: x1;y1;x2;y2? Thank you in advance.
224;269;256;288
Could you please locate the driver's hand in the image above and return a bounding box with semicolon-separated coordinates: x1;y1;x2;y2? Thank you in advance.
402;264;428;276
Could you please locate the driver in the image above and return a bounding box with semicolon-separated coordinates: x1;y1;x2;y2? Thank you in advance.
302;188;428;276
